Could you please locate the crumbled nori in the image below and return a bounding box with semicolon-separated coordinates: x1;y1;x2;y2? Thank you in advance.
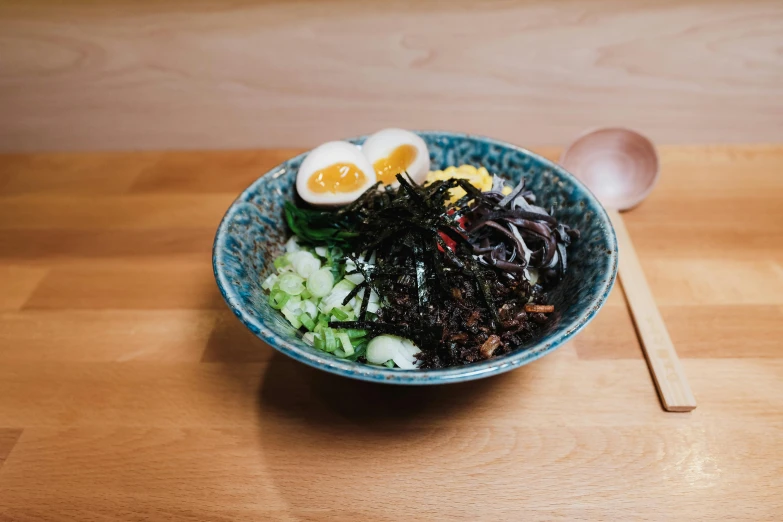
290;173;576;368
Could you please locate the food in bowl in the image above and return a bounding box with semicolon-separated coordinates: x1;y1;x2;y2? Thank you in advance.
262;128;579;370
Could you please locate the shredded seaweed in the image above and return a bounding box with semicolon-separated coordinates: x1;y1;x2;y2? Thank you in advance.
289;172;577;368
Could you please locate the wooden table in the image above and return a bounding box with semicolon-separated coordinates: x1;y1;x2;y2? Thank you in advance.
0;145;781;520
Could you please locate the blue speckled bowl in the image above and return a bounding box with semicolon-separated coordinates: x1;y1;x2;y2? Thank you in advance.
213;132;617;384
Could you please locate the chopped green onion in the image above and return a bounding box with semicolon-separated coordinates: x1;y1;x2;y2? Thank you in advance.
261;273;278;291
281;307;302;328
289;251;321;278
318;278;356;314
306;267;335;298
347;329;366;339
299;313;316;331
274;254;290;270
330;307;349;320
323;328;338;352
337;332;354;356
278;273;305;295
314;334;325;351
346;342;367;361
269;290;291;310
301;300;318;320
384;360;395;368
333;347;347;358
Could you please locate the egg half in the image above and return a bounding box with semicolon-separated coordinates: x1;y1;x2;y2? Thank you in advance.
361;128;430;187
296;141;377;207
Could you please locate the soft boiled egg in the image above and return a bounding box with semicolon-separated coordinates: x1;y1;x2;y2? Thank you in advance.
361;128;430;187
296;141;377;207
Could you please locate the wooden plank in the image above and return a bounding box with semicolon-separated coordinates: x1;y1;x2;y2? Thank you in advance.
0;229;214;261
0;265;48;310
1;2;782;151
0;310;272;363
0;152;158;195
571;286;643;360
663;305;783;358
0;194;234;229
130;149;304;193
654;144;783;196
0;357;780;429
23;262;224;310
0;429;23;470
641;259;783;306
0;423;779;521
572;305;643;360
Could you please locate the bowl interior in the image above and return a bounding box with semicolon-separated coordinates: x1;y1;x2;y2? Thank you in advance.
213;132;617;384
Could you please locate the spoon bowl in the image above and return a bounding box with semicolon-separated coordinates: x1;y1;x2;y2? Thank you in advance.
560;128;659;210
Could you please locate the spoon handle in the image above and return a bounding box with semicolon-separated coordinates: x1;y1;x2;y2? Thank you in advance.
607;210;697;412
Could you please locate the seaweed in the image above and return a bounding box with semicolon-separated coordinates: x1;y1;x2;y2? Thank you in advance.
292;172;575;368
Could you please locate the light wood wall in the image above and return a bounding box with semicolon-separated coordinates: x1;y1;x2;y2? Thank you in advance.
0;0;781;152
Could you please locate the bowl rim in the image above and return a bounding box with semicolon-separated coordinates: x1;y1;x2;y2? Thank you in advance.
213;131;618;384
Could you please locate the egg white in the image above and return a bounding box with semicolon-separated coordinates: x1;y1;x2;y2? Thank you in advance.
296;141;377;207
361;128;431;186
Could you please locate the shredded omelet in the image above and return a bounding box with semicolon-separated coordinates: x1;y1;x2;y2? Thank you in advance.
425;164;512;204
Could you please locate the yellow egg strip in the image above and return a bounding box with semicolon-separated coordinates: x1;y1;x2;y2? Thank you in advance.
424;164;510;204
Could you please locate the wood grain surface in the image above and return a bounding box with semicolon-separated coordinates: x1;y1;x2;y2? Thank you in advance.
0;145;782;520
1;1;782;152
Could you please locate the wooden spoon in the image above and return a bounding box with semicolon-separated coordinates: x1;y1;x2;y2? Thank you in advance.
561;128;696;412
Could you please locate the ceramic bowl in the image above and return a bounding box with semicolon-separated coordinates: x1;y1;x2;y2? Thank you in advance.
213;132;618;384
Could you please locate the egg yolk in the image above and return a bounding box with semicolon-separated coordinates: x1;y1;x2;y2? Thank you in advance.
307;163;368;194
373;144;418;185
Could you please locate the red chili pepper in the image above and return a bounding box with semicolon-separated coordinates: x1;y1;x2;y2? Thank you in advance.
438;232;456;252
438;215;468;252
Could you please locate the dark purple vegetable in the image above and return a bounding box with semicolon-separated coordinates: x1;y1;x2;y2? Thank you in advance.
461;179;578;285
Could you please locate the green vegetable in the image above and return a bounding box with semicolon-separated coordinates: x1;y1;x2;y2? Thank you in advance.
261;273;278;291
299;313;316;331
330;307;349;321
337;332;354;356
282;308;302;328
323;328;337;352
265;240;368;361
284;202;358;248
346;329;366;340
269;290;291;310
278;273;305;295
274;255;290;270
306;267;335;297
